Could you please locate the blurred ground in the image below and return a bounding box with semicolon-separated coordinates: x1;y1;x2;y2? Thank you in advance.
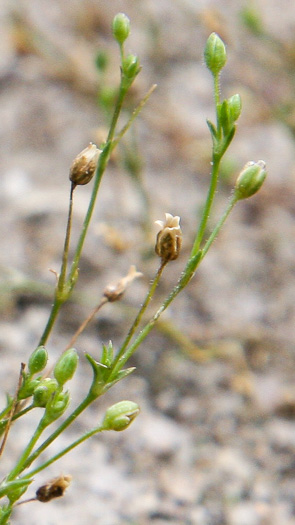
1;1;295;524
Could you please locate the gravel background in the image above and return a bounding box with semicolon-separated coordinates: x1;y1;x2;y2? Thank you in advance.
1;1;295;524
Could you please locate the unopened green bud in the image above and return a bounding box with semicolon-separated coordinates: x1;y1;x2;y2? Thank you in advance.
18;377;41;399
234;160;267;200
43;391;70;424
54;348;78;386
69;143;101;186
28;345;48;375
204;33;227;75
33;378;59;407
227;94;242;123
112;13;130;44
122;54;140;80
102;400;140;431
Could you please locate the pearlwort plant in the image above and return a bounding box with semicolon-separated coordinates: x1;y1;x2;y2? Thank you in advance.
0;14;266;524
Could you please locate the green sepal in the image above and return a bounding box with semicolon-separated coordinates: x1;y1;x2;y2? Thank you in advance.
219;100;231;136
105;367;136;391
206;119;218;139
18;376;41;400
42;390;70;426
85;354;108;398
213;125;236;158
101;342;114;367
0;478;32;502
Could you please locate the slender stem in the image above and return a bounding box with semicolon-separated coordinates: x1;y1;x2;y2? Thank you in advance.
0;364;25;458
22;425;104;479
0;506;12;525
0;405;34;435
191;156;221;257
22;392;96;471
57;183;75;294
200;194;238;260
214;72;221;130
64;297;108;351
6;418;47;481
68;82;127;288
111;84;157;152
38;298;63;347
38;81;128;347
109;261;167;380
108;252;202;375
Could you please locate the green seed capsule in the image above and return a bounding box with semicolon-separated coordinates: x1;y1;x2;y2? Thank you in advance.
53;348;79;386
234;160;267;200
28;345;48;375
102;400;140;431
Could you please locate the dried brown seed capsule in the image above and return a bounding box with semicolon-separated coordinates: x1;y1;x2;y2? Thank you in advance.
103;265;142;302
69;143;101;186
36;475;72;503
155;213;182;263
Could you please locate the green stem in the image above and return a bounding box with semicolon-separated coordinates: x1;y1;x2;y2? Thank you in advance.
6;418;47;481
0;405;34;435
113;195;239;378
57;183;75;295
0;505;12;525
214;72;221;130
111;84;157;152
108;261;167;380
200;193;238;260
22;425;104;479
22;392;96;472
108;251;202;375
38;298;63;347
191;156;221;257
38;79;129;347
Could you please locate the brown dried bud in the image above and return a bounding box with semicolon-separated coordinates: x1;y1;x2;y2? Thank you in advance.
36;475;72;503
69;143;101;186
103;265;142;302
155;213;182;262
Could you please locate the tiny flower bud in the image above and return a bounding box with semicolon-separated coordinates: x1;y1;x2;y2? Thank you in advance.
234;160;267;200
204;33;227;75
103;265;142;302
122;54;140;80
18;377;41;400
28;346;48;375
33;378;59;407
69;143;101;186
44;390;70;424
155;213;182;263
53;348;79;386
227;94;242;123
112;13;130;45
36;475;72;503
102;400;140;431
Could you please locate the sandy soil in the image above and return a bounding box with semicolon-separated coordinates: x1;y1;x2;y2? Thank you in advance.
1;1;295;524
